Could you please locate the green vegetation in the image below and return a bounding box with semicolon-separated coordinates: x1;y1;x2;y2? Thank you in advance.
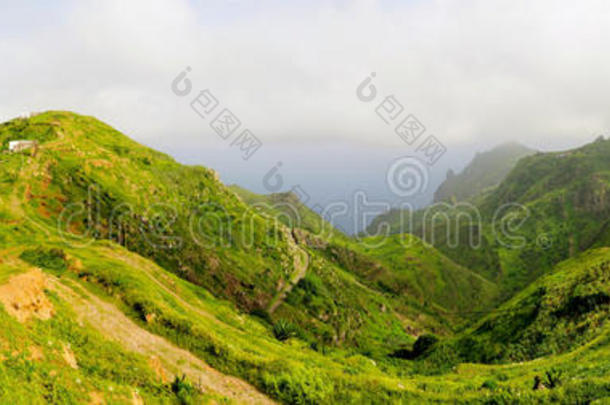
0;261;194;404
367;137;610;298
0;111;609;403
229;184;343;238
345;234;499;319
0;111;429;354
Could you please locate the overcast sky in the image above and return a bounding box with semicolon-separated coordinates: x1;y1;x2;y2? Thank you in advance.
2;0;610;233
1;0;609;152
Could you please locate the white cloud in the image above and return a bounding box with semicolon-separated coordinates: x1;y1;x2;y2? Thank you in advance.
1;0;609;150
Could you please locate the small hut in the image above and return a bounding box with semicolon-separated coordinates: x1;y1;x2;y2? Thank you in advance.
8;140;37;153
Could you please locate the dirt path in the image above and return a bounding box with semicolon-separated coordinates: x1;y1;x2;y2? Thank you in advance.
268;247;309;314
48;277;275;404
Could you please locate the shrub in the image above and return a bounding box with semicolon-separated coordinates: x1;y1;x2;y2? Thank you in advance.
412;334;439;357
391;334;440;360
544;368;563;389
20;247;67;272
273;319;299;341
481;379;498;390
171;374;195;405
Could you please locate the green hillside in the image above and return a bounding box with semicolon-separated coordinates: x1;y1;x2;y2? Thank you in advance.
228;187;497;330
434;142;536;203
323;235;499;323
0;111;446;356
228;185;343;239
1;111;610;404
421;248;610;367
367;138;610;296
4;202;610;403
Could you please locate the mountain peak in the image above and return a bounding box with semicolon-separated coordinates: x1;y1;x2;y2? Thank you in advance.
433;141;536;203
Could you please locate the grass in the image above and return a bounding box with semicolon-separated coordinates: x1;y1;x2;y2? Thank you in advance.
1;111;610;403
5;235;610;403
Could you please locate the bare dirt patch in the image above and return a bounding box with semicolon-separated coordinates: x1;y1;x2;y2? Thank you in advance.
148;355;168;383
0;269;54;322
27;345;44;361
62;343;79;369
88;391;104;405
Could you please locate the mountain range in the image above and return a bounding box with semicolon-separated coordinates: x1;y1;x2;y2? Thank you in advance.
0;111;609;403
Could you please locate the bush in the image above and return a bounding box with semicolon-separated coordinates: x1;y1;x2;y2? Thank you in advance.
391;334;440;360
481;379;498;390
544;368;563;389
273;319;299;341
412;334;439;357
20;247;67;272
171;374;195;404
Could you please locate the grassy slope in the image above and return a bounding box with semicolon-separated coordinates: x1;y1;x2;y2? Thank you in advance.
2;112;610;403
476;138;610;290
366;138;610;297
348;235;499;320
0;261;191;404
227;186;496;334
3;214;610;403
422;248;610;372
228;184;343;238
0;111;460;362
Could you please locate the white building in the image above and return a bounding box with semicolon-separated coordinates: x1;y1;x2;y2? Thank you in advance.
8;140;36;153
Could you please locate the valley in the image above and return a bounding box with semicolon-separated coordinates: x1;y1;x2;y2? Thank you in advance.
0;111;609;403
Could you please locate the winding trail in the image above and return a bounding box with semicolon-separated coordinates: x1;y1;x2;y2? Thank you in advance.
268;247;309;314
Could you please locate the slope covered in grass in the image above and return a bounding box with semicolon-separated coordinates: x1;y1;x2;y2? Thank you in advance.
3;212;610;403
2;111;610;403
347;234;499;319
366;138;610;297
0;111;465;360
229;185;342;238
419;248;610;364
0;261;210;404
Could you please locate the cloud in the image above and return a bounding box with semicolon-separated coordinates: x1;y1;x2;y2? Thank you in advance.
1;0;609;150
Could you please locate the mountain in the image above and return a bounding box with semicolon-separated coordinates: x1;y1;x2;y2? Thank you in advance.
228;185;342;238
2;111;453;354
433;142;536;203
1;111;609;404
228;186;498;323
367;137;610;296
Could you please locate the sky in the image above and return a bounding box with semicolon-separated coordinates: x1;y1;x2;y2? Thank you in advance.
1;0;609;232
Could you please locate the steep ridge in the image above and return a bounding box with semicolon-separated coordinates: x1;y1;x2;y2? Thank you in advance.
2;111;610;403
434;142;535;203
0;111;471;359
366;137;610;296
367;142;535;235
229;185;342;237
